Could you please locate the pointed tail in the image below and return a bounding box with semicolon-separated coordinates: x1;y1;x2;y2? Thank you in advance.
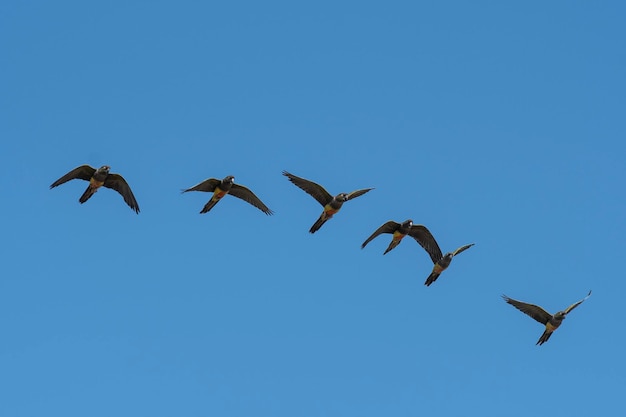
424;271;440;286
309;213;329;234
200;198;219;214
383;240;401;255
536;330;553;345
79;186;97;204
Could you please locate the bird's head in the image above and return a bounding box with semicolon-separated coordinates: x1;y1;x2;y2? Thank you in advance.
224;175;235;184
554;311;566;320
98;165;111;174
402;219;413;228
336;193;349;202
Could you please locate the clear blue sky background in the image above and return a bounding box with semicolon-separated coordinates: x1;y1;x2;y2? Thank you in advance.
2;1;625;416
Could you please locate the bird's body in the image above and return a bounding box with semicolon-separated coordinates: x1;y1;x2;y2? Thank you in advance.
182;175;273;215
50;165;140;213
199;176;233;214
424;244;474;286
387;229;407;253
413;228;473;286
502;291;592;345
282;171;373;233
361;219;436;255
310;196;346;233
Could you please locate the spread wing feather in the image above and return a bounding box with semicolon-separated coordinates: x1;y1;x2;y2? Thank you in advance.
229;184;274;215
361;221;400;249
346;188;374;201
181;178;220;193
502;295;552;325
407;225;443;264
282;171;332;206
103;174;140;213
50;165;96;188
453;243;475;256
563;290;592;315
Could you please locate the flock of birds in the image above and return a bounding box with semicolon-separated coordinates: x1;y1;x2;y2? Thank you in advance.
50;164;592;346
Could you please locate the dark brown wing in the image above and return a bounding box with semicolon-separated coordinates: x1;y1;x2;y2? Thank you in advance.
282;171;332;206
103;174;140;213
181;178;220;193
407;225;443;264
229;183;274;215
502;295;552;325
50;165;96;188
361;221;400;249
563;290;592;315
345;188;374;201
452;243;475;256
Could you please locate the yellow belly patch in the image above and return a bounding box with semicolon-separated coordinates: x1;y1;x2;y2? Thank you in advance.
324;206;338;217
433;264;444;273
213;188;228;199
89;178;104;188
392;231;407;241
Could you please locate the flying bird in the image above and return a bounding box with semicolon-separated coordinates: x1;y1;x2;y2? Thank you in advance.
502;290;592;345
50;165;140;213
182;175;273;215
415;229;473;286
282;171;373;233
361;219;436;255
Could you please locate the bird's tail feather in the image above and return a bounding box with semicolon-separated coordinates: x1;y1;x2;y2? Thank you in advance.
79;186;96;204
424;271;440;286
537;330;553;345
200;198;219;214
383;240;401;255
309;214;328;234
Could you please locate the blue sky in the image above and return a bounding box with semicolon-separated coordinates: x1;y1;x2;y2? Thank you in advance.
2;1;625;416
